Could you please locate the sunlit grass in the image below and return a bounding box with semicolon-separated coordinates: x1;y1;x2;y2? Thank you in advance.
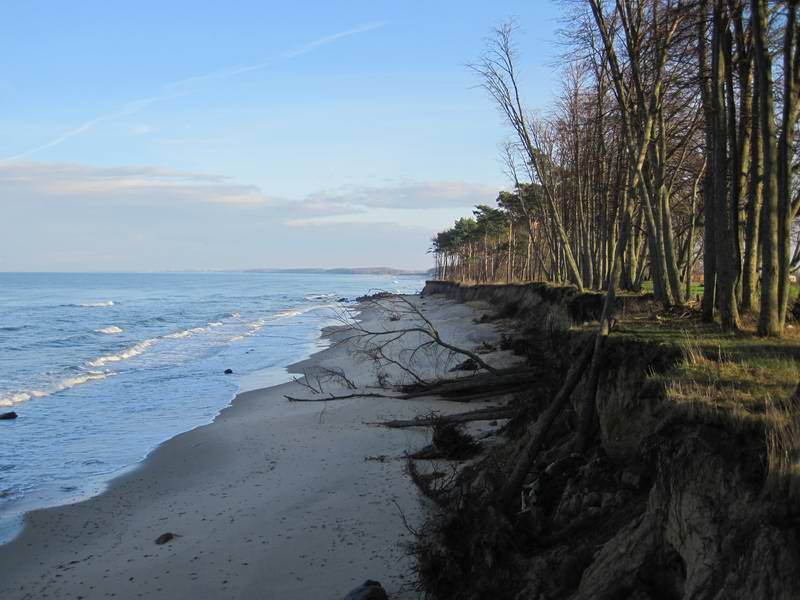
616;313;800;495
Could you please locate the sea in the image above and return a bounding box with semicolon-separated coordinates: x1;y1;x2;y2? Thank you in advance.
0;271;425;544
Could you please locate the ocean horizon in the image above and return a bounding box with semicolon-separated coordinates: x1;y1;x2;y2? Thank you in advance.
0;271;425;543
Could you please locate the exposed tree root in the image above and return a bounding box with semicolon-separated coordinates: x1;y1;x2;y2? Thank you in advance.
499;341;594;507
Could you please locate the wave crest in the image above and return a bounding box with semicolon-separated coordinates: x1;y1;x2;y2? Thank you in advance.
0;371;110;407
95;326;123;335
87;339;155;367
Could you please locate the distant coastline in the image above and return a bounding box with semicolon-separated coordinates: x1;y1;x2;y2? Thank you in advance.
241;267;433;276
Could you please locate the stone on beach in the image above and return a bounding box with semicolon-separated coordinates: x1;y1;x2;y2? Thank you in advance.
154;532;177;545
343;580;388;600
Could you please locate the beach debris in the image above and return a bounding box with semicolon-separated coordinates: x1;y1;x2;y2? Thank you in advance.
364;454;390;462
343;580;388;600
449;357;480;372
155;532;177;545
355;291;394;302
475;340;496;354
0;411;18;420
377;406;515;429
224;368;234;375
408;413;481;460
431;419;480;459
499;334;514;350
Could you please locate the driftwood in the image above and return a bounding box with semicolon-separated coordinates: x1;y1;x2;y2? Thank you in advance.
400;369;542;399
377;406;517;428
285;392;394;402
285;369;541;403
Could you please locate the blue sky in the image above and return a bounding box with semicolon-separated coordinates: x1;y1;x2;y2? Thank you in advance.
0;1;564;271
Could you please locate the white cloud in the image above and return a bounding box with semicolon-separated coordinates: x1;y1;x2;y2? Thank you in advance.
0;161;272;206
297;180;499;214
286;206;478;231
0;161;498;223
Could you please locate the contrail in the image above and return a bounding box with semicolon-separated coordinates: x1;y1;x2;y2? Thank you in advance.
1;21;386;162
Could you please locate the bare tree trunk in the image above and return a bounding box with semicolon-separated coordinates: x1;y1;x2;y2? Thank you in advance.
778;0;799;327
753;0;781;336
699;0;718;322
712;0;740;330
742;79;763;311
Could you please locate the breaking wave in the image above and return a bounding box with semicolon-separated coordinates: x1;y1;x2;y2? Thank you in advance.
78;301;115;308
0;371;111;407
87;339;156;367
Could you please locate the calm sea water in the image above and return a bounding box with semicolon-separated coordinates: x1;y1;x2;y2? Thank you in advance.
0;272;424;543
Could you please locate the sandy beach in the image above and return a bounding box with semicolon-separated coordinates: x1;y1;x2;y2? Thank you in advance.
0;294;515;600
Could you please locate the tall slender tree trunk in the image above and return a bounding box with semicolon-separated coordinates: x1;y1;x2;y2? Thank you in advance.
699;0;717;322
778;0;799;327
753;0;781;336
712;0;740;330
742;81;763;311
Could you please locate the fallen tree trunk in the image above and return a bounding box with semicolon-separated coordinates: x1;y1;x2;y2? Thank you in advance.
376;406;517;428
400;369;543;399
499;341;594;507
285;392;394;402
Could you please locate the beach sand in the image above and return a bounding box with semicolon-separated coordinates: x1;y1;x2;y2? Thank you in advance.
0;295;516;599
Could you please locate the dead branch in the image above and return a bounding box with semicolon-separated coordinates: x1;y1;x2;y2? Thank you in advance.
319;366;357;389
336;295;503;377
375;406;517;429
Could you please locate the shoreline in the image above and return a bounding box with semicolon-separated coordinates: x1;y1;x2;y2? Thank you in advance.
0;295;512;599
0;309;340;548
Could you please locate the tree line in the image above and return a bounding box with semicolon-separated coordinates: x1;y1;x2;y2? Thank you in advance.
431;0;799;337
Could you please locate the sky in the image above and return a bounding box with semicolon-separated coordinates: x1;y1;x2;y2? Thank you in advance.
0;1;565;271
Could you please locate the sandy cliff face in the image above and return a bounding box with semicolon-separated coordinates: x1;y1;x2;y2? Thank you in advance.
417;281;800;600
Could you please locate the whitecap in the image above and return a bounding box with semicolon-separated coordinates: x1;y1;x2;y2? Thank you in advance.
165;326;207;340
87;339;155;367
95;326;123;335
78;301;115;308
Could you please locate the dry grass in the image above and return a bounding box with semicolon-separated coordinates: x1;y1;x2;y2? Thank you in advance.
623;316;800;498
764;390;800;499
665;334;799;428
